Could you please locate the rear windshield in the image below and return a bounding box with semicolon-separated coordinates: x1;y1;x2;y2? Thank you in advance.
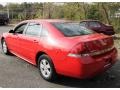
52;22;95;37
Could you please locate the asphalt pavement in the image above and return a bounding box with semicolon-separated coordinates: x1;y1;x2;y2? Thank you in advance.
0;25;120;88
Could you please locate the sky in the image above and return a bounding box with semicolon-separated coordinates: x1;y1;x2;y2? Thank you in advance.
0;2;22;6
0;0;119;6
0;2;7;6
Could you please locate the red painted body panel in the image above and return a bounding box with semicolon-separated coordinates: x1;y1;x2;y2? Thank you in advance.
1;19;118;79
56;48;117;79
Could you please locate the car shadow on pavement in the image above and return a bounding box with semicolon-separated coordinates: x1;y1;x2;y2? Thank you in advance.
52;72;118;88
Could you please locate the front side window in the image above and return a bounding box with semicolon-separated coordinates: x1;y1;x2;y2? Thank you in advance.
89;21;101;27
14;23;27;34
52;22;95;37
25;23;41;36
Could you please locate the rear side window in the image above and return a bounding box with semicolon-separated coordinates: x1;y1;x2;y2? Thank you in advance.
52;22;95;37
25;23;41;36
89;21;101;27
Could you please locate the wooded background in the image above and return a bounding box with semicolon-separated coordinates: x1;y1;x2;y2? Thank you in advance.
0;2;120;33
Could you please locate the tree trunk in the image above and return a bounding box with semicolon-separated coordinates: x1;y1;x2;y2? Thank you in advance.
101;3;111;24
82;2;87;19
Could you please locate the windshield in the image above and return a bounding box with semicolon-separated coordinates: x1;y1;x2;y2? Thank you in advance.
52;22;95;37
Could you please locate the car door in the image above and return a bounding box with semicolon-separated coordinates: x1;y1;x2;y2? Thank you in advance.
88;21;102;32
6;23;28;54
17;22;42;63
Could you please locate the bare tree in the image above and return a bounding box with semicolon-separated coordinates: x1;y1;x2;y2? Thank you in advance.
101;3;111;24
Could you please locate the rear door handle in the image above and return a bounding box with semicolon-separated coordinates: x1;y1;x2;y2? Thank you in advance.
33;40;38;43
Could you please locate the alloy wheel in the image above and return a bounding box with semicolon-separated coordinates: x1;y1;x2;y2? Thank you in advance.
2;41;7;53
40;59;51;78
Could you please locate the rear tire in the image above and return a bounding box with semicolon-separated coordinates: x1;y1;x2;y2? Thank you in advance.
38;54;57;81
1;39;10;55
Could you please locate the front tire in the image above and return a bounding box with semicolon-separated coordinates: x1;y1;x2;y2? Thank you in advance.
38;54;57;81
1;39;10;54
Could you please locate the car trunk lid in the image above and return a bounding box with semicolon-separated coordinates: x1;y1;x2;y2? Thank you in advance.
68;34;114;56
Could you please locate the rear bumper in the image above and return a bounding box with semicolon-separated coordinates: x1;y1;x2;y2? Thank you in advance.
58;48;118;79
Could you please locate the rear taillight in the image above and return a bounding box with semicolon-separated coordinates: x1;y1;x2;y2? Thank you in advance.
69;44;83;54
68;43;90;57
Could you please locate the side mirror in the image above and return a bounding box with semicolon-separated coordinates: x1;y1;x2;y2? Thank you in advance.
9;30;14;33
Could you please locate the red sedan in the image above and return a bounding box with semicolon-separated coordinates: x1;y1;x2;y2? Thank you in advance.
1;19;118;81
